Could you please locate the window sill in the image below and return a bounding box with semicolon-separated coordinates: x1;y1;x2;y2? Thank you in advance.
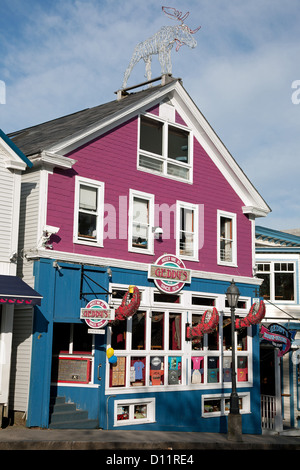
217;261;238;268
128;247;154;256
74;239;104;248
137;166;193;185
178;254;199;262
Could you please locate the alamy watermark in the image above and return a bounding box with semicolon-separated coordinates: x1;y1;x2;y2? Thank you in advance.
291;80;300;104
0;80;5;104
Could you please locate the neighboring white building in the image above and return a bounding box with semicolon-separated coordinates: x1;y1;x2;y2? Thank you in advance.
256;225;300;431
0;129;42;426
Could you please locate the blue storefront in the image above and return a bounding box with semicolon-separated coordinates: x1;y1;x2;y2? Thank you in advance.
26;257;262;434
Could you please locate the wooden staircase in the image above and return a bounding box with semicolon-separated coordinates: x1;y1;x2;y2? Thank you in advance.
49;396;99;429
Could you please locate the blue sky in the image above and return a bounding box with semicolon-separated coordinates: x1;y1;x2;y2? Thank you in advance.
1;0;300;231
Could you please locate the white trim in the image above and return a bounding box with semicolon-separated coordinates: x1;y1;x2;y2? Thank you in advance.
0;138;27;170
26;247;263;285
137;113;193;184
217;210;237;267
170;83;270;214
176;200;199;261
105;289;253;396
40;80;270;217
114;397;156;426
128;189;154;255
201;392;251;417
37;169;49;246
73;176;105;247
256;259;297;304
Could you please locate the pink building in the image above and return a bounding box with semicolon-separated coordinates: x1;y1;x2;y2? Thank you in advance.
11;76;270;432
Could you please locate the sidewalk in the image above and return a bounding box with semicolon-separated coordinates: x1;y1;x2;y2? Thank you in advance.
0;426;300;450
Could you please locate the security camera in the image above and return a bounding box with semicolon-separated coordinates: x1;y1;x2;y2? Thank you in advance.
44;225;60;235
152;226;163;234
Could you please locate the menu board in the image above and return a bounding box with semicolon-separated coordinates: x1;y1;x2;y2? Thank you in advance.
57;357;91;383
111;356;126;386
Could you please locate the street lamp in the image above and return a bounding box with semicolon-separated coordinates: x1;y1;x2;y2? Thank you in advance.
226;279;242;440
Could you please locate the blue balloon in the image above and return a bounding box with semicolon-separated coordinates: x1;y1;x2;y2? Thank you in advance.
109;355;117;364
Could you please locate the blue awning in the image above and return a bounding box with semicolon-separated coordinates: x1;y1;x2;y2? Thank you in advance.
0;275;42;306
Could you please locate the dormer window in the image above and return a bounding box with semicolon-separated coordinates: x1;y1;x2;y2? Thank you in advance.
138;115;192;182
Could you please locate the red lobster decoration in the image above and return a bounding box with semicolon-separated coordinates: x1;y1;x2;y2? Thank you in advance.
186;308;219;340
235;300;265;329
114;286;141;322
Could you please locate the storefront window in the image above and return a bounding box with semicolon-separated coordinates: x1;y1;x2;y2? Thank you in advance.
132;312;146;350
169;313;182;350
191;356;204;384
117;405;129;422
237;328;248;351
237;356;248;382
114;398;156;426
168;356;182;384
203;394;247;416
130;356;146;386
207;329;219;351
111;320;126;350
149;356;164;386
191;314;204;351
151;312;164;349
107;287;253;391
204;398;221;414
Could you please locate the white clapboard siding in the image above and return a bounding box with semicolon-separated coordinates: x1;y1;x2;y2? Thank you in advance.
0;153;14;260
9;308;33;412
17;170;40;287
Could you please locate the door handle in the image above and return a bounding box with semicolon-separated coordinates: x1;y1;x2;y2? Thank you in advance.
97;363;102;381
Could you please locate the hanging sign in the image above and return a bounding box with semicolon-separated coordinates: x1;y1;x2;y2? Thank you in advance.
148;254;191;294
80;298;115;329
260;324;291;357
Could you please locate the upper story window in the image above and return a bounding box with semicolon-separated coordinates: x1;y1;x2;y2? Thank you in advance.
73;176;104;246
256;262;295;302
128;189;154;255
138;115;192;183
176;201;199;261
217;210;237;267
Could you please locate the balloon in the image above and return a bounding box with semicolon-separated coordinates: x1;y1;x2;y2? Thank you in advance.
109;355;117;364
106;347;114;358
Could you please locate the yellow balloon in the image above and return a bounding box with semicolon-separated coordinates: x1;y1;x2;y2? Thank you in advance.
106;347;114;358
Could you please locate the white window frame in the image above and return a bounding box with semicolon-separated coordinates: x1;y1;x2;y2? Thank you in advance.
176;201;199;261
128;189;154;255
114;397;156;426
137;114;193;183
201;392;251;417
217;210;237;267
256;260;297;304
73;176;104;247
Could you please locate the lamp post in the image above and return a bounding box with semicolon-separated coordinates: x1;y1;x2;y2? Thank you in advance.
226;279;242;440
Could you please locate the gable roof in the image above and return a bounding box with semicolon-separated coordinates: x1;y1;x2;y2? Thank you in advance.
8;76;270;217
0;128;32;168
8;82;168;157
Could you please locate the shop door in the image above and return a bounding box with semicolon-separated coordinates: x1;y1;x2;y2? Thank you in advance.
260;347;275;396
260;345;283;432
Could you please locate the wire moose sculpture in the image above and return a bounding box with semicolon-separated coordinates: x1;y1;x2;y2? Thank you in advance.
122;6;200;89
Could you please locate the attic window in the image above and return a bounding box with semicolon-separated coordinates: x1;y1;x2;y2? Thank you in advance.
138;115;192;182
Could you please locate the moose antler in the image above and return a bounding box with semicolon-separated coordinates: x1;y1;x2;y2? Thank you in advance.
162;6;200;34
162;6;190;23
